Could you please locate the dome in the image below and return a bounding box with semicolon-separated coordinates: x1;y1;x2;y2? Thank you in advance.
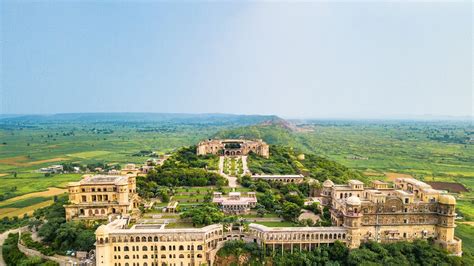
346;195;361;206
439;194;456;205
323;179;334;188
96;225;107;235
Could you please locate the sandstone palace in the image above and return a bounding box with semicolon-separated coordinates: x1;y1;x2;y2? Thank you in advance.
196;139;269;158
93;177;461;266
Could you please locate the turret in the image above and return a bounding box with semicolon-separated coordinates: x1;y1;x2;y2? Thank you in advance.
344;196;362;249
435;195;462;255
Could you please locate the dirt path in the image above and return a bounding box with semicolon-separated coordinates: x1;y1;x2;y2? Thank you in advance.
458;221;474;226
0;226;27;266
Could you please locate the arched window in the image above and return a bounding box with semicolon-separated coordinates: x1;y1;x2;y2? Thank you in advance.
161;245;166;251
179;245;184;250
161;255;166;259
142;236;147;242
197;254;202;258
148;236;152;242
197;245;203;250
154;236;159;242
143;255;148;259
124;246;129;251
124;255;129;259
179;254;184;258
142;246;148;251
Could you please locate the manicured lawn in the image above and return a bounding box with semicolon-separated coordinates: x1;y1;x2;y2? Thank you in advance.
253;221;296;227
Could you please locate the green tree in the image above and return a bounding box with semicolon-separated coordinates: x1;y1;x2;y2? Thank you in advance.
281;202;301;222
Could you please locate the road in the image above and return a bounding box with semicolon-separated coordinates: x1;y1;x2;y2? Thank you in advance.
0;226;27;266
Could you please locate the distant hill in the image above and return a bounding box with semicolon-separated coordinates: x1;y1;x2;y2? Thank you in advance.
0;112;282;126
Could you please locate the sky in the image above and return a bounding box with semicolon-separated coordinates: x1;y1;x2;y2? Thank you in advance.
1;1;472;119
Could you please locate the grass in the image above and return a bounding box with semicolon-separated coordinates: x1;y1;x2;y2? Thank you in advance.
455;223;474;257
253;221;296;227
0;120;473;225
0;173;81;199
67;150;111;158
0;197;50;209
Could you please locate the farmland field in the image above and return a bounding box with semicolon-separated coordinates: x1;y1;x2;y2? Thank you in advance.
0;116;473;252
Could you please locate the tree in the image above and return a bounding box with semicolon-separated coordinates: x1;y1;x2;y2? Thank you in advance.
281;202;301;222
180;204;224;226
257;206;266;217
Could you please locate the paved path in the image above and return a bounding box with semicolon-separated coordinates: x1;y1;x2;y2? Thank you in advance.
219;156;237;188
241;156;251;175
0;226;27;266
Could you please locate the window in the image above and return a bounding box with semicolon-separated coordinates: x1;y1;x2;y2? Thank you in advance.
405;198;409;204
124;246;129;251
143;246;147;251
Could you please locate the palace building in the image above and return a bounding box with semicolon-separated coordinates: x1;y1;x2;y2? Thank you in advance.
320;178;462;253
95;177;462;266
65;174;140;221
196;139;269;158
212;192;257;214
252;174;304;183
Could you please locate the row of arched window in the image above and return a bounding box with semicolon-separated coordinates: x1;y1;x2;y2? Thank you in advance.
264;232;346;241
113;254;203;260
113;245;203;252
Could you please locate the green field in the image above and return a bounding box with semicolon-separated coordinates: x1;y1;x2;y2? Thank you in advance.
0;197;50;209
0;117;473;259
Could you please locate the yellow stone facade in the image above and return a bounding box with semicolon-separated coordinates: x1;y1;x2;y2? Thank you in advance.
65;174;139;221
94;177;462;266
95;218;223;266
322;178;462;254
196;139;269;158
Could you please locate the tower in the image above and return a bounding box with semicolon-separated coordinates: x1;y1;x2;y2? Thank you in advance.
435;194;462;255
344;196;363;249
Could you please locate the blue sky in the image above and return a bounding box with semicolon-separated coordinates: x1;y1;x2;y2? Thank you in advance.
1;1;472;118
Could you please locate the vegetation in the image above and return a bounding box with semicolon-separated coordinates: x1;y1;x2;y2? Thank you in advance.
2;233;58;266
248;145;365;184
0;215;29;233
216;240;468;266
137;146;227;199
216;240;262;265
21;232;55;256
180;203;224;226
31;196;98;254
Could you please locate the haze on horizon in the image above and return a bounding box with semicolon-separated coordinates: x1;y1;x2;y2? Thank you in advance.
1;1;472;119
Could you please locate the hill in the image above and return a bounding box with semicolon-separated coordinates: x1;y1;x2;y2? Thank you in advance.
0;112;282;126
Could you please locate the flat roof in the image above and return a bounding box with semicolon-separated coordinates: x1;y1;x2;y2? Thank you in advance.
72;175;129;186
253;174;304;178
